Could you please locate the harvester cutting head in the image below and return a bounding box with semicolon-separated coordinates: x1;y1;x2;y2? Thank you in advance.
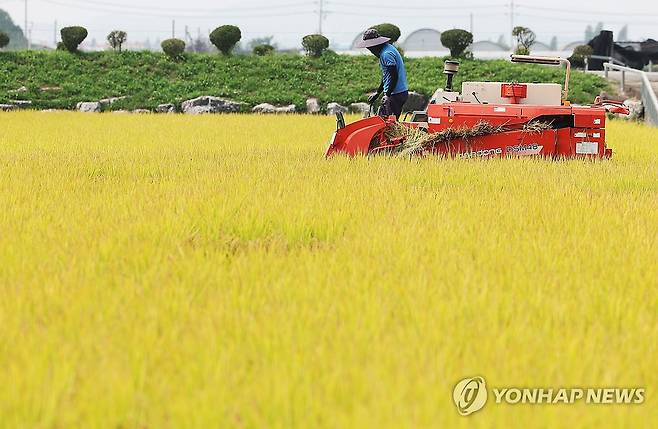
325;55;629;159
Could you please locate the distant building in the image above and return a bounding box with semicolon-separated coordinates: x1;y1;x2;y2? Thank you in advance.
350;32;365;50
402;29;444;52
531;41;552;52
342;27;594;59
470;41;507;52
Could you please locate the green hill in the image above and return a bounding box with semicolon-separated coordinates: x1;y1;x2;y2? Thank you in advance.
0;50;609;111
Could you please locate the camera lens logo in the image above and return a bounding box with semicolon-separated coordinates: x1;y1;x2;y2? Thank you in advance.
453;377;488;416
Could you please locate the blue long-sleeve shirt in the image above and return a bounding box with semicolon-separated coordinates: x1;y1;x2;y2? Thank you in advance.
379;44;408;95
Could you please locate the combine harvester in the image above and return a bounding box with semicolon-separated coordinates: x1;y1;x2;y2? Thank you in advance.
326;55;629;159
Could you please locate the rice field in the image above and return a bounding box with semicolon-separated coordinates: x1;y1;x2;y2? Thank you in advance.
0;112;657;428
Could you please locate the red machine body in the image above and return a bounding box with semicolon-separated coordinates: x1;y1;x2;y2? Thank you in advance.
325;56;628;159
325;102;616;159
423;102;610;159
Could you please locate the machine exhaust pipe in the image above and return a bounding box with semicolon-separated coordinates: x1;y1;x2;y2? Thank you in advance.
444;60;460;91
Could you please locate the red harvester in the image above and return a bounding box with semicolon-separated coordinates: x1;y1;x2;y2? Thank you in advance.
325;55;629;159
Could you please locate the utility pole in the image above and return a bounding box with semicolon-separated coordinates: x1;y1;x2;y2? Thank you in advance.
509;0;515;51
25;0;30;49
470;13;474;35
172;20;176;38
318;0;324;35
54;20;57;48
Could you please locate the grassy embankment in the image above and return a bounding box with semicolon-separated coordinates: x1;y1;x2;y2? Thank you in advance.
0;50;609;110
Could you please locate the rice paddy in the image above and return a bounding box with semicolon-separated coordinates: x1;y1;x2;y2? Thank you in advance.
0;112;657;428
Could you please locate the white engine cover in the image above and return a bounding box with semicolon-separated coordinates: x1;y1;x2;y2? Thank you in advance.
429;89;459;105
461;82;562;106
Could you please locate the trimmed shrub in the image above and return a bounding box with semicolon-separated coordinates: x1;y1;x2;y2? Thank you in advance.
247;36;276;52
569;44;594;68
513;26;536;55
253;44;275;56
161;38;186;59
371;23;401;43
107;30;127;52
0;32;9;49
440;29;473;58
60;26;88;52
302;34;329;58
210;25;242;55
515;46;530;56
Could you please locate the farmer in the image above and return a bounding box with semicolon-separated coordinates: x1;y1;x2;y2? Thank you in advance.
356;28;409;119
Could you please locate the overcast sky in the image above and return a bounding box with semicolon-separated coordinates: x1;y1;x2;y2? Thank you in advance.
2;0;658;49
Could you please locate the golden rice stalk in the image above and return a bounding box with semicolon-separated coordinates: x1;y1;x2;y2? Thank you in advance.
384;121;506;157
383;120;554;157
523;120;553;134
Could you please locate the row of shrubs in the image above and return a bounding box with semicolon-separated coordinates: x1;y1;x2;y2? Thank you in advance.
2;23;595;69
0;24;470;58
47;24;327;59
51;25;244;57
0;24;489;59
48;25;369;58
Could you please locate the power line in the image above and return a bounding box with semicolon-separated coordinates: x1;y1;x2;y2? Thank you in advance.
515;13;658;26
517;4;658;17
39;0;314;13
39;0;316;19
509;0;514;49
19;0;658;48
328;0;506;9
324;10;506;18
25;0;29;48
